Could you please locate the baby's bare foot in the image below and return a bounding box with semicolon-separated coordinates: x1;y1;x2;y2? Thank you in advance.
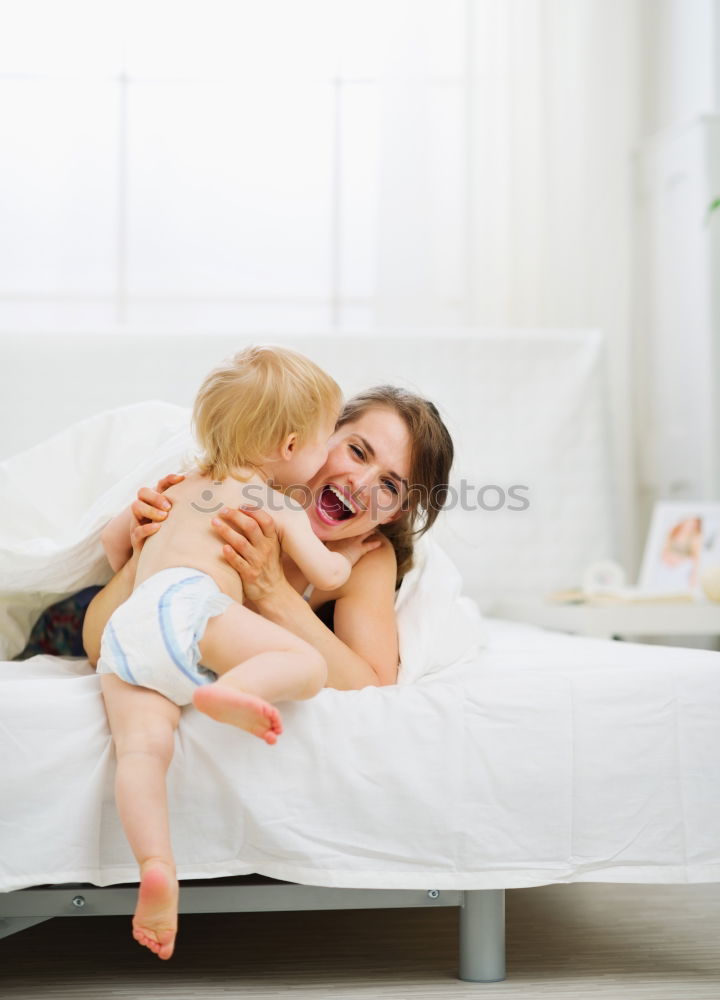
193;685;283;744
132;860;178;960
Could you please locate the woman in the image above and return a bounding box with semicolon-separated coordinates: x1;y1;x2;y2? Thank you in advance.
83;386;453;691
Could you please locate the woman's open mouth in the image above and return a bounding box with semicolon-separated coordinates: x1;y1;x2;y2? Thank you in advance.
316;485;358;525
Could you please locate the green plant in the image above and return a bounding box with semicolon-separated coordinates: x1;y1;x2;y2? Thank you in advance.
707;197;720;223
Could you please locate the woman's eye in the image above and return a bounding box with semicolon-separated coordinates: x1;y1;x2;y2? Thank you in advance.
382;479;399;496
349;444;365;460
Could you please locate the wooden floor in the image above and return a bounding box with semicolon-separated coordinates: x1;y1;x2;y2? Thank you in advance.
1;882;718;999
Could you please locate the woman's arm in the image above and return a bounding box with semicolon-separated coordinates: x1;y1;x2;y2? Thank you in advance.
328;540;400;687
82;473;184;665
212;508;398;689
100;507;136;573
82;554;137;667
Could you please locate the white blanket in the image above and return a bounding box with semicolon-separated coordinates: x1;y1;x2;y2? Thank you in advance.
0;402;195;660
1;404;719;893
2;623;719;893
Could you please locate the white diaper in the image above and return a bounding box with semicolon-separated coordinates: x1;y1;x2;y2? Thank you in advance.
97;567;234;706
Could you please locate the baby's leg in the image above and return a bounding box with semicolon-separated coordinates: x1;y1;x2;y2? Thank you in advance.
194;604;327;740
101;674;181;960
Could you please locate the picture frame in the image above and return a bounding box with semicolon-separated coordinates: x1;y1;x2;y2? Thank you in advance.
638;501;720;597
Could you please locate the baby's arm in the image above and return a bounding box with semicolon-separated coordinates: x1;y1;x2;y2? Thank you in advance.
277;503;352;591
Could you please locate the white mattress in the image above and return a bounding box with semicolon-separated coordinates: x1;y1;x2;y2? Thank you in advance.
2;619;719;893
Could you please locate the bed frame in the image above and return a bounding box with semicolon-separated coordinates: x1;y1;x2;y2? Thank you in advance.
0;879;505;983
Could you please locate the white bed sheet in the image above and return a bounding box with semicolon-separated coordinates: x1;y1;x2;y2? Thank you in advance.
2;619;719;894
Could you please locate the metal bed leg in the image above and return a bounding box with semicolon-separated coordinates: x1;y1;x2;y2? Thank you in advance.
0;916;53;941
458;889;505;982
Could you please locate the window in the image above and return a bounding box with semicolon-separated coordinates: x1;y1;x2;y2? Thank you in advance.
0;0;466;333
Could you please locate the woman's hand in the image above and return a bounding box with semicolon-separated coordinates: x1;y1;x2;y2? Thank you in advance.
326;531;383;568
130;472;185;554
212;506;284;604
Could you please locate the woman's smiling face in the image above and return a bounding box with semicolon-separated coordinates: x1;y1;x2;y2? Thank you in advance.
305;406;412;540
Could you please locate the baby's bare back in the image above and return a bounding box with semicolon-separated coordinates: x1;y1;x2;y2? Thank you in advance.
134;470;271;602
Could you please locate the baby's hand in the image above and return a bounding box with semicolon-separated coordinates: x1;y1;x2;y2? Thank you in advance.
326;531;383;568
130;472;185;553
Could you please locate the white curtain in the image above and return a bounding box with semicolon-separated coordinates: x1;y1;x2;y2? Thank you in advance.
374;0;642;566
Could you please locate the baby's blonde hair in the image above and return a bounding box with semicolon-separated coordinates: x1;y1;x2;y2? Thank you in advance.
193;346;342;480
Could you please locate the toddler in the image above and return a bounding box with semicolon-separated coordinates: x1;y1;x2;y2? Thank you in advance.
97;346;352;961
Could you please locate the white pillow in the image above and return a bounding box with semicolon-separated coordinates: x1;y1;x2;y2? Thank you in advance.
395;533;486;685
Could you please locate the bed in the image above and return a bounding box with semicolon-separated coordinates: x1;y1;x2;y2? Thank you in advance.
1;330;719;984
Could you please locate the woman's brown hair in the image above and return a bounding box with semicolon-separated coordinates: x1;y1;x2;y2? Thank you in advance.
336;386;454;584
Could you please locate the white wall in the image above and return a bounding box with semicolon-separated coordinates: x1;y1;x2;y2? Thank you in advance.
641;0;719;133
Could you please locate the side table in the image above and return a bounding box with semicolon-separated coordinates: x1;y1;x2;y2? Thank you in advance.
492;597;720;642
